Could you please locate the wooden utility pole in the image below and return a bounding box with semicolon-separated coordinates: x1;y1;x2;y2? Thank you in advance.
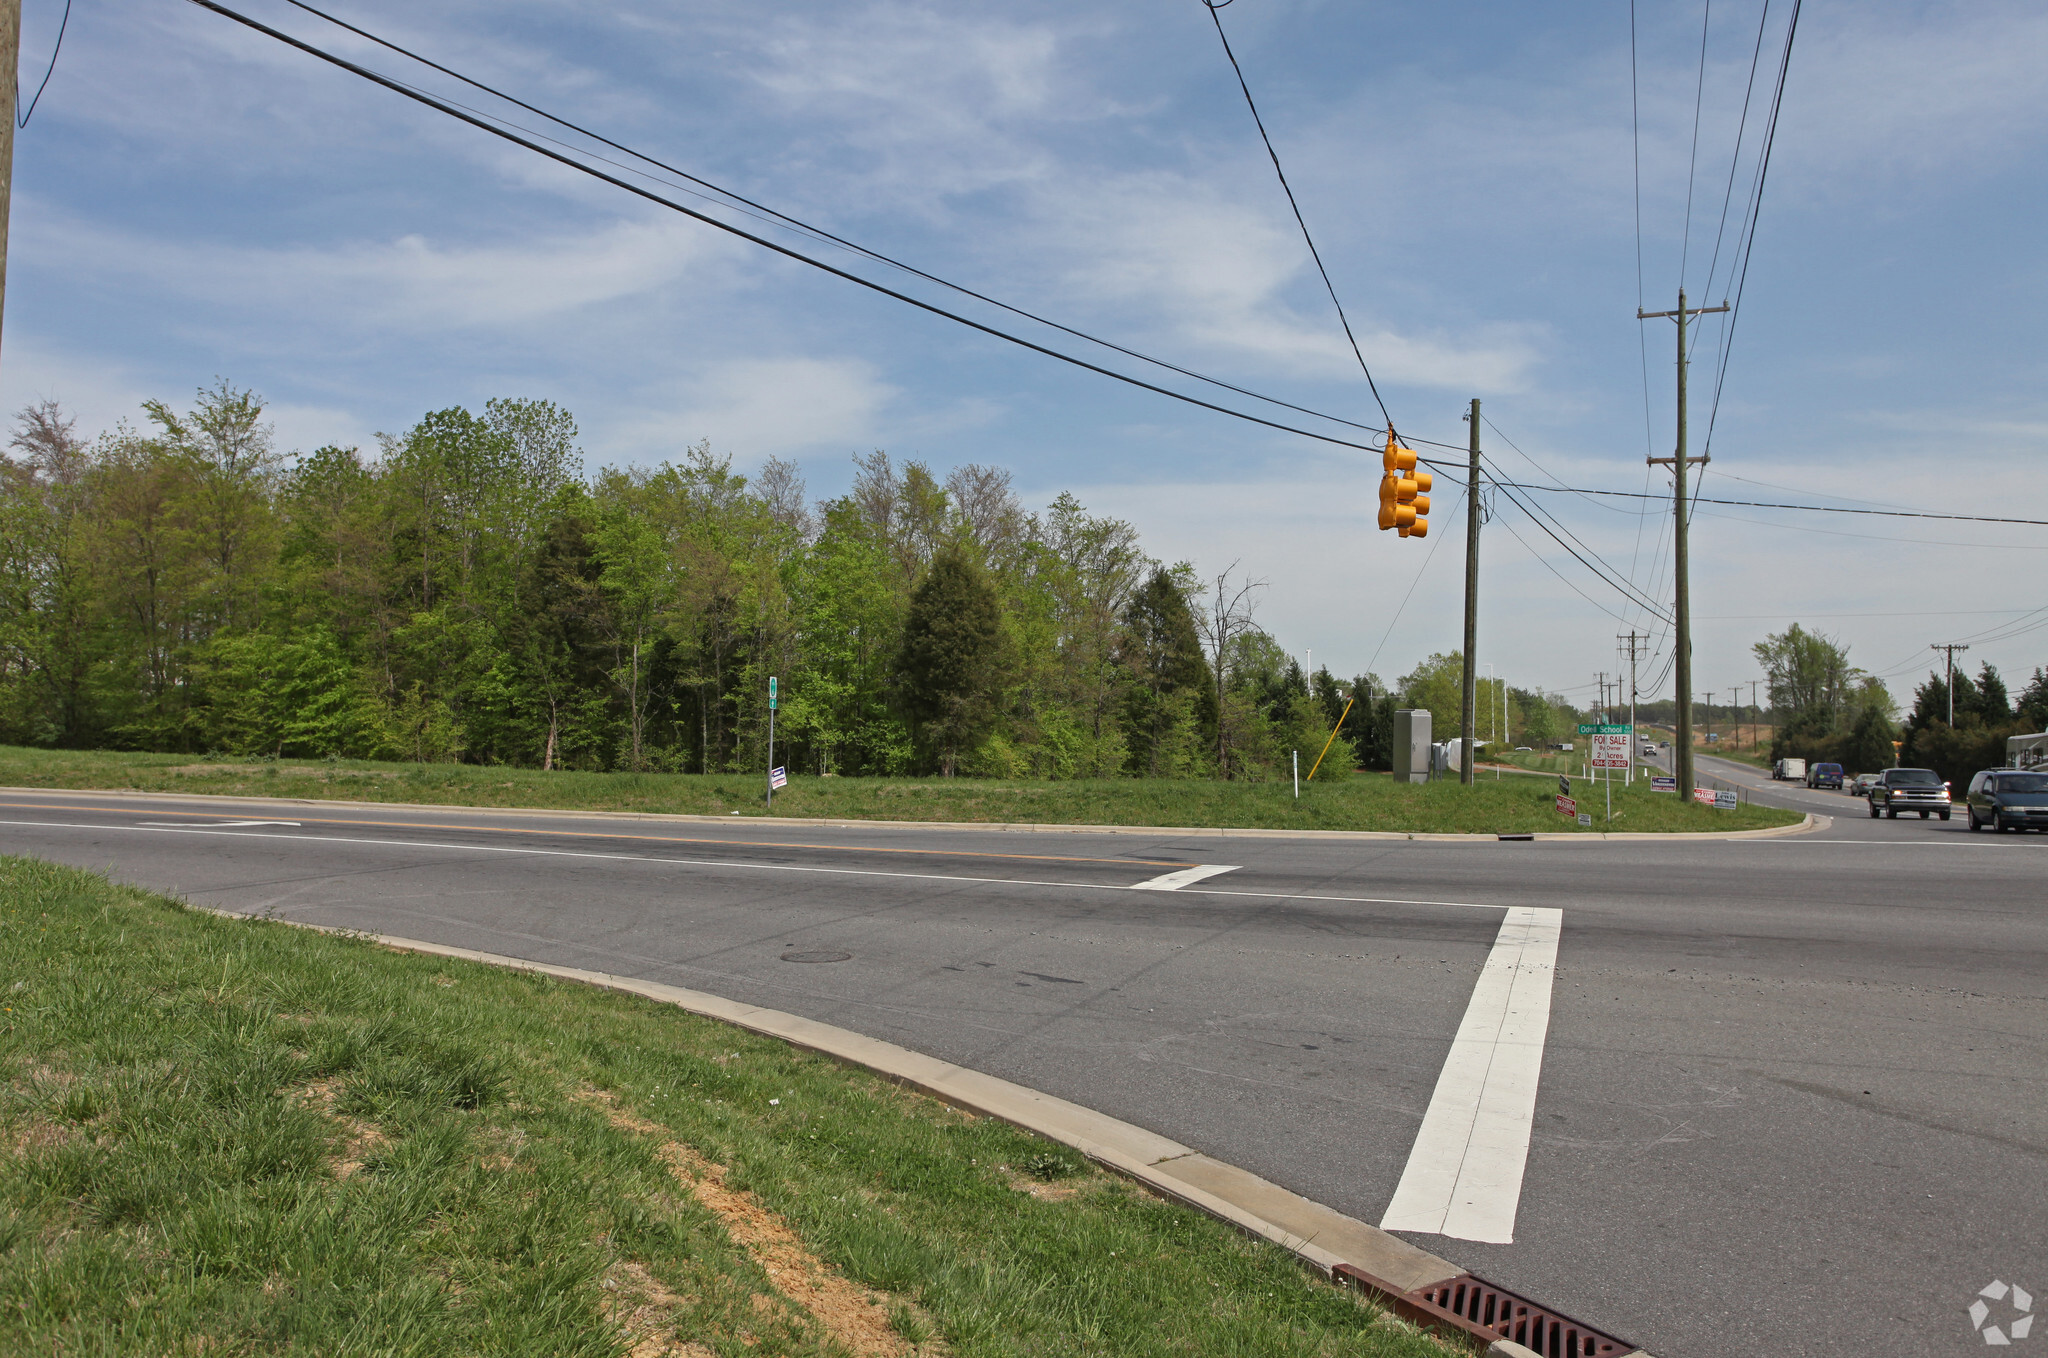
1641;288;1729;801
1931;643;1970;725
0;0;19;365
1458;398;1481;786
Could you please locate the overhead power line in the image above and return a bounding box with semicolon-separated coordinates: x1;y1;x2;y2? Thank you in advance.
276;0;1407;448
1700;0;1803;462
1201;0;1396;434
1491;481;2048;527
189;0;1435;461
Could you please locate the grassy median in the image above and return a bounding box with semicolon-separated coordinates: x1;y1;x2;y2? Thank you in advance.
0;857;1469;1357
0;746;1799;834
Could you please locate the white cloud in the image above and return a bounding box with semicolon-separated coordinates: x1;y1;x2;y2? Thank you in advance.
626;356;900;460
24;206;741;334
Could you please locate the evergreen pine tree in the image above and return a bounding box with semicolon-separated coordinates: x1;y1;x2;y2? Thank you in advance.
1116;568;1218;777
897;546;1004;776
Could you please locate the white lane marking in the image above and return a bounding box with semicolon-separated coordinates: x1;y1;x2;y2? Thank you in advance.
1129;864;1240;891
0;820;1504;911
138;820;301;828
1380;904;1562;1245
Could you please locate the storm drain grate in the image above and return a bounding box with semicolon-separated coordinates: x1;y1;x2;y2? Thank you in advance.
1335;1265;1634;1357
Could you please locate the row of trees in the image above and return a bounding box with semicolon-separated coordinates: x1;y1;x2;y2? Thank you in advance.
0;386;1581;780
1757;623;2046;781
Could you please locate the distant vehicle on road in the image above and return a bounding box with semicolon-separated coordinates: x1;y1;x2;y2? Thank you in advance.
1868;768;1951;820
1965;769;2048;832
1772;758;1806;781
1805;762;1844;789
1640;742;1658;757
1850;773;1882;798
1513;746;1532;752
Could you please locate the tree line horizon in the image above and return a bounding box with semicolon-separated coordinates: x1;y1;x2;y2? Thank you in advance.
1;384;2033;783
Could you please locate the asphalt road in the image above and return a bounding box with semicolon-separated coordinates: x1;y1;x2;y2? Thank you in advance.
3;784;2041;1357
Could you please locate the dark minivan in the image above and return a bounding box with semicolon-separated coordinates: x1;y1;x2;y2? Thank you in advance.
1805;762;1844;789
1966;769;2048;833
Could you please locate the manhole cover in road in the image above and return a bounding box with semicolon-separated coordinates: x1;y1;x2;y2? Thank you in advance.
780;950;852;964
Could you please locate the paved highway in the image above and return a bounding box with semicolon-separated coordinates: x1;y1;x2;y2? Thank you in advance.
3;786;2041;1357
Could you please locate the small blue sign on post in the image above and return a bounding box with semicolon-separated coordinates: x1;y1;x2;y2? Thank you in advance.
1651;776;1677;792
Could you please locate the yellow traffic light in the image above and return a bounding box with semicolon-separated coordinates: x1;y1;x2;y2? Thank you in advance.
1378;440;1431;537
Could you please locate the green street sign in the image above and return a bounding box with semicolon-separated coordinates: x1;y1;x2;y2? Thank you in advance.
768;675;777;710
1576;723;1632;735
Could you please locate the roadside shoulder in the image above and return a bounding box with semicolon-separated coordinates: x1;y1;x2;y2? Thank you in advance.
0;784;1811;845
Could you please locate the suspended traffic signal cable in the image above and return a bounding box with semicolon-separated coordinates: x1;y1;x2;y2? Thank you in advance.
274;0;1415;447
1485;479;1674;623
1200;0;1397;437
1476;413;1677;635
1492;511;1655;629
188;0;1433;460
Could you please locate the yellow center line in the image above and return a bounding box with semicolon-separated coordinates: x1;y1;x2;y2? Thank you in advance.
0;800;1189;869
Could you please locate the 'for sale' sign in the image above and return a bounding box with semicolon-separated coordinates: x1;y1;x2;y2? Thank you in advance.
1555;794;1577;817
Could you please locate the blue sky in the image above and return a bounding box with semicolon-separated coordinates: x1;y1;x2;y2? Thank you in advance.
9;0;2047;709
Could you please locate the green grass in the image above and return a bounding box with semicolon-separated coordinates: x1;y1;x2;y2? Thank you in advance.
0;856;1469;1358
1697;746;1772;770
0;746;1800;834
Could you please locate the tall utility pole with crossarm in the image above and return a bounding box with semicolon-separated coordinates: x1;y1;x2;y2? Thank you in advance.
1640;288;1730;801
0;0;20;365
1931;643;1971;725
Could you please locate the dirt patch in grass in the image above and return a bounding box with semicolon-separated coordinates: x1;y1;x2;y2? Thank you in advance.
605;1259;712;1358
591;1091;923;1357
294;1076;387;1179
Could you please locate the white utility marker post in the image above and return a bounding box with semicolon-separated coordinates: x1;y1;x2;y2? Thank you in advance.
765;675;777;809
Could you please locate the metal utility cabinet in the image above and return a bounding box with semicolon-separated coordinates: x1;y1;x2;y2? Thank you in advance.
1393;708;1432;784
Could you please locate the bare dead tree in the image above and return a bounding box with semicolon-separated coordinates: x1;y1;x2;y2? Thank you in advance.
755;456;816;543
9;398;87;484
1193;561;1267;772
944;463;1025;560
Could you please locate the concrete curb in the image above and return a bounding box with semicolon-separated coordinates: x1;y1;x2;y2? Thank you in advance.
0;784;1813;844
204;910;1652;1356
318;929;1463;1290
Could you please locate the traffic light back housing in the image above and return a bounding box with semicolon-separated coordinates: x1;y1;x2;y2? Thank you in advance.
1377;441;1431;538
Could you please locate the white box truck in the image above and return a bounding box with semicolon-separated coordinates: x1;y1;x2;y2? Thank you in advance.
1772;758;1806;781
